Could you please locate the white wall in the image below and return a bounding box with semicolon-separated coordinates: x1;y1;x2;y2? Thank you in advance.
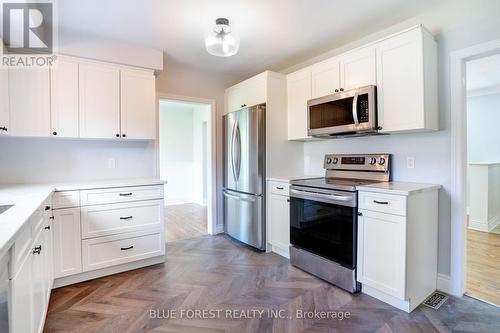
467;93;500;163
283;0;500;278
159;100;210;206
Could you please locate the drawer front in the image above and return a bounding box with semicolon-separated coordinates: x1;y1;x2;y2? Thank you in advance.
81;230;164;272
9;224;32;278
52;191;80;209
268;181;290;196
80;185;163;206
359;191;407;216
81;200;164;239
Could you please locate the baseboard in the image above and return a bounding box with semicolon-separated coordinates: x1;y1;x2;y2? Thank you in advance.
488;215;500;231
468;215;500;232
53;255;165;288
436;273;451;294
269;242;290;259
361;285;410;312
214;224;224;234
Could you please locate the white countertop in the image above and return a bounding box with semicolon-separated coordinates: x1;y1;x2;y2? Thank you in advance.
0;178;166;257
266;175;321;183
356;181;441;195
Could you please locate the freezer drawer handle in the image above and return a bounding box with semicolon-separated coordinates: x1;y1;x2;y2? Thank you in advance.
373;200;389;205
223;190;256;203
120;216;133;220
121;246;134;251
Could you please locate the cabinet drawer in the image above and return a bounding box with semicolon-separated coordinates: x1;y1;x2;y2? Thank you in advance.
268;181;290;196
52;191;80;209
81;200;164;239
80;185;163;205
81;230;164;272
359;192;407;216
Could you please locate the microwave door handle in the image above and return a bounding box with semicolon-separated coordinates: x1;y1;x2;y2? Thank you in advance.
352;91;359;127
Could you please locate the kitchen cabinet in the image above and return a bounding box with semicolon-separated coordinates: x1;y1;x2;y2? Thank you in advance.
266;180;290;258
8;67;50;137
52;207;82;278
356;185;439;312
0;253;9;333
311;57;340;98
287;69;312;140
79;62;121;139
10;249;34;333
376;27;438;133
120;68;156;139
339;47;376;90
225;73;266;113
0;69;8;135
50;56;79;138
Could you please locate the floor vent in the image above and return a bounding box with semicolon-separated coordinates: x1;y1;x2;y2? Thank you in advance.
423;292;449;310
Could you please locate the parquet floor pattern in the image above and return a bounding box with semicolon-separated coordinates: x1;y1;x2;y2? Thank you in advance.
165;204;207;242
44;235;500;333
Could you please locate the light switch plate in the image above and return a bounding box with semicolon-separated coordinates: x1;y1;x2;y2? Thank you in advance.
108;158;116;169
407;157;415;169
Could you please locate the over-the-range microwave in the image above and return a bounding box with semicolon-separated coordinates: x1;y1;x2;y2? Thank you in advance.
307;85;378;137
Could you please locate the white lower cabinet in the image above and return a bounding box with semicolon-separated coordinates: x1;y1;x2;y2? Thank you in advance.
356;186;439;312
266;181;290;258
52;207;82;278
10;252;34;333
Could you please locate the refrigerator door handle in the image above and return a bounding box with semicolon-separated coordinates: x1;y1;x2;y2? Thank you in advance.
223;190;256;203
234;122;241;182
230;121;238;183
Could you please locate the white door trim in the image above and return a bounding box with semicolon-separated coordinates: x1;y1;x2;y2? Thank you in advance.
449;39;500;296
156;92;218;236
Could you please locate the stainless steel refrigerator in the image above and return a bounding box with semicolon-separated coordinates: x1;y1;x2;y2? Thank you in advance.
223;103;266;250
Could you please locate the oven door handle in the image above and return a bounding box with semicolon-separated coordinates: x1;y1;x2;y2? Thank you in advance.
352;91;359;127
290;189;353;202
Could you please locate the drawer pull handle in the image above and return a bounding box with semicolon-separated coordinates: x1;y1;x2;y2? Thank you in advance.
121;246;134;251
373;200;389;205
45;205;51;211
119;193;133;196
44;226;51;230
276;187;284;190
33;245;42;255
120;216;133;220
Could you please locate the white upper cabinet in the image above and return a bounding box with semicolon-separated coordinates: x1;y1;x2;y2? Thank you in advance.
79;62;121;139
311;57;340;98
9;68;50;137
339;47;376;90
287;69;312;140
376;27;438;133
120;68;156;139
0;69;8;135
225;73;266;113
51;56;79;138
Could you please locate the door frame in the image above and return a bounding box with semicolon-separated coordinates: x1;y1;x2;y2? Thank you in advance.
156;92;217;235
449;38;500;296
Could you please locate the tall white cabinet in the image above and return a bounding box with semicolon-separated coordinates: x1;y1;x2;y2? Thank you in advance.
266;180;291;258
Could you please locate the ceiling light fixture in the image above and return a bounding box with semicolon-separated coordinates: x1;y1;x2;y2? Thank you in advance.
205;18;239;57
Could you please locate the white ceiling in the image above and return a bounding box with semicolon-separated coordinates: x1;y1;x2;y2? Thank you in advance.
467;53;500;94
58;0;445;76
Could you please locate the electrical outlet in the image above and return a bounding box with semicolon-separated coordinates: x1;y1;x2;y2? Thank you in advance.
407;157;415;169
108;158;116;169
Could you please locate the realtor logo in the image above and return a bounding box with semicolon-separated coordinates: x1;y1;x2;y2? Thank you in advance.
1;1;56;68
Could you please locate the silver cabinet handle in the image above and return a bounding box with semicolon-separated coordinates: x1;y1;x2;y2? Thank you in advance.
290;189;352;201
352;91;359;127
373;200;389;205
223;190;256;203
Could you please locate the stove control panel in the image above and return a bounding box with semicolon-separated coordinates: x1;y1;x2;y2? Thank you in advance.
323;153;390;172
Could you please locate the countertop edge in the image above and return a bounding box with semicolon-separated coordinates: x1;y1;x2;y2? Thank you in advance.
356;183;442;196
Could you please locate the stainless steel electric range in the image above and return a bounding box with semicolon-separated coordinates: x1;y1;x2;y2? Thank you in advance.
289;153;391;293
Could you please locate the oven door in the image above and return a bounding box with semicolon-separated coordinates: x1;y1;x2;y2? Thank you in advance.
307;85;377;136
289;186;358;269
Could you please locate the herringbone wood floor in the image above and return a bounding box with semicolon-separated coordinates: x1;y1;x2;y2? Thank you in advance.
165;204;207;242
44;235;500;333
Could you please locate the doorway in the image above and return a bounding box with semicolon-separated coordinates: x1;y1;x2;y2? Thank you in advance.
158;96;216;242
464;54;500;306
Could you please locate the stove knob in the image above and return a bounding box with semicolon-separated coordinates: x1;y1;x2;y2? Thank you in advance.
332;158;339;164
369;157;377;165
379;157;386;165
326;157;332;164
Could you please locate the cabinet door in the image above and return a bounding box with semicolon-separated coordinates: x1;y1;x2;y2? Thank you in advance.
9;67;50;137
43;218;54;293
376;30;425;132
52;207;82;278
51;57;79;138
267;193;290;252
287;69;311;140
339;47;376;91
226;75;266;113
31;230;46;333
79;62;120;139
311;57;340;98
357;209;406;299
120;69;156;139
0;69;8;135
10;248;34;333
